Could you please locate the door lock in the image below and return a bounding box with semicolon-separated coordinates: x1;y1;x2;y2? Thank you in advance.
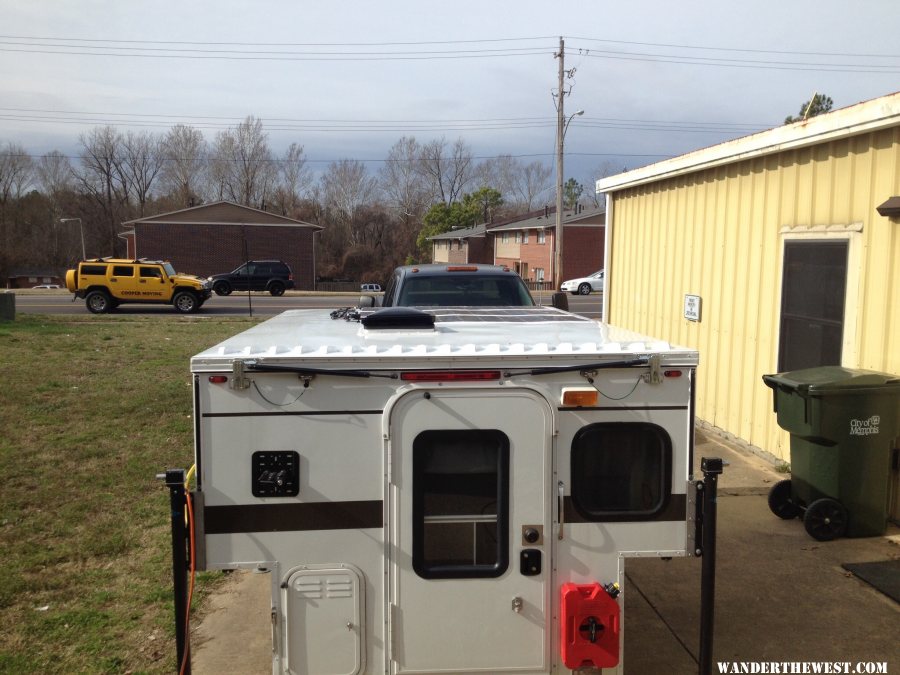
522;525;543;545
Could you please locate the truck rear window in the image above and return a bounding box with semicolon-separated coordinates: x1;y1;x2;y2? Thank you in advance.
398;276;534;307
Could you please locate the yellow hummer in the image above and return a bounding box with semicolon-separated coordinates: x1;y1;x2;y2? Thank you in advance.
65;258;212;314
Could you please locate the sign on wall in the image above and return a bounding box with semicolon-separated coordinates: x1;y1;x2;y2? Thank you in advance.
684;294;702;322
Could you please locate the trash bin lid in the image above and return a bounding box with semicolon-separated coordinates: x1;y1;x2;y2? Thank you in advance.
762;366;900;397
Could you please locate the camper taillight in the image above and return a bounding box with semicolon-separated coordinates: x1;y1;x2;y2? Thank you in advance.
400;370;501;382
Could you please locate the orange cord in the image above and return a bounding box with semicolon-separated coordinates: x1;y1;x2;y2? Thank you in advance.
179;492;196;675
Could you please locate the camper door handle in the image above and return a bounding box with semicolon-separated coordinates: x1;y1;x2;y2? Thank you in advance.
558;481;565;540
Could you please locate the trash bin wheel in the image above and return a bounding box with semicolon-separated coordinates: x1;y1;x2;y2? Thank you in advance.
767;479;802;520
803;498;848;541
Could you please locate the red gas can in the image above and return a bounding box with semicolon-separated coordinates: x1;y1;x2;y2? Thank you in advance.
560;582;620;670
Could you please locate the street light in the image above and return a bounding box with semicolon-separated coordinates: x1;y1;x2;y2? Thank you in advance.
554;109;584;290
60;218;85;259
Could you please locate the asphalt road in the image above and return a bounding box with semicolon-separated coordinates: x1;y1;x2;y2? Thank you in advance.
10;290;603;319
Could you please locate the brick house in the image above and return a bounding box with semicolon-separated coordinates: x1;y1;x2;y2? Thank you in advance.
429;206;605;285
430;223;491;264
6;269;64;289
121;201;323;290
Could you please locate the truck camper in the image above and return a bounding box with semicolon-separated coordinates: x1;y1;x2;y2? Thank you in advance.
164;305;721;674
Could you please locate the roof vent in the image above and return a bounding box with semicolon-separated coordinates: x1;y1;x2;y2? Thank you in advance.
361;307;435;330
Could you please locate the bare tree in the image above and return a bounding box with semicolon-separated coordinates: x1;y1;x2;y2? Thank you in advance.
121;131;164;217
378;137;430;266
35;151;73;199
0;142;34;209
272;142;312;216
516;160;553;210
35;151;78;264
583;160;620;209
379;136;429;220
73;126;131;255
210;116;278;207
161;124;208;207
472;155;552;212
321;159;378;230
0;142;35;271
418;137;474;206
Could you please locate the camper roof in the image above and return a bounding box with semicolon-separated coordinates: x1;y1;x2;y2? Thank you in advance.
191;307;698;371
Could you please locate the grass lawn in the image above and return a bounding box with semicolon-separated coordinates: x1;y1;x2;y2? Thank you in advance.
0;314;257;674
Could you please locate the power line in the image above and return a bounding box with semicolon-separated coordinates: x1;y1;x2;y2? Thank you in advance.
0;34;558;47
572;47;900;74
0;108;771;134
2;33;897;58
0;44;553;62
0;150;674;165
0;34;896;71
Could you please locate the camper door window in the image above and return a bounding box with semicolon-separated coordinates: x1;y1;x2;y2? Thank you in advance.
412;430;510;579
570;422;672;520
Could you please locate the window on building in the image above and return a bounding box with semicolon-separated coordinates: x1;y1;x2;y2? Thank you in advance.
502;232;510;244
515;232;522;243
570;422;672;520
778;240;848;371
523;230;529;244
413;429;509;579
534;268;545;282
538;230;546;244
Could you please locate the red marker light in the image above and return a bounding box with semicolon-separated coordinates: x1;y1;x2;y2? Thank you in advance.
664;370;682;378
209;376;228;384
400;370;501;382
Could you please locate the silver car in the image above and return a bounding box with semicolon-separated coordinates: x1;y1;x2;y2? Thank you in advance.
560;269;604;295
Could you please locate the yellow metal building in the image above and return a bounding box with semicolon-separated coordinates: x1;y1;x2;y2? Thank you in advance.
596;93;899;498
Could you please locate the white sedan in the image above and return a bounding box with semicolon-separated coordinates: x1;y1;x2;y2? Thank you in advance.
560;270;604;295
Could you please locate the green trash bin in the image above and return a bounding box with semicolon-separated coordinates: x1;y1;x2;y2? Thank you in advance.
762;366;900;541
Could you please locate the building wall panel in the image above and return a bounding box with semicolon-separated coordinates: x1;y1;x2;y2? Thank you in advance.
608;127;900;460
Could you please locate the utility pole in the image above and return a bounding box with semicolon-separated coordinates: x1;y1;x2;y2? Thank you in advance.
554;37;565;291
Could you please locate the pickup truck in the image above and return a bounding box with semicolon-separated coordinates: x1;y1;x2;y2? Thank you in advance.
358;264;568;310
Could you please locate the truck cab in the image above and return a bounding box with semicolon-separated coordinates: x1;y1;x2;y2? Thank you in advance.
379;264;536;307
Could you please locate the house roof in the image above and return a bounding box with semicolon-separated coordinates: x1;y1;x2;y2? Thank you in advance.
487;206;605;232
596;91;900;193
9;269;60;277
122;200;323;229
429;222;488;241
428;206;604;241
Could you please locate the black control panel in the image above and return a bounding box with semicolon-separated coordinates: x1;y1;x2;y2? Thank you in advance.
520;548;542;576
251;451;300;497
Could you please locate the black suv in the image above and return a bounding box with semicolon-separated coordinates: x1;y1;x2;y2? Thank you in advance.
379;264;536;307
208;260;294;296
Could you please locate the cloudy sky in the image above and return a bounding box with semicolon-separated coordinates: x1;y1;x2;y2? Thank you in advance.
2;0;898;185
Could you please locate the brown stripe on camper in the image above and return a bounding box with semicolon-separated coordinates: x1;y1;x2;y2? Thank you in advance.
564;494;686;523
204;500;383;534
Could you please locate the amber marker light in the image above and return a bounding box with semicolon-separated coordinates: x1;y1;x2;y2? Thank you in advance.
561;388;599;406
